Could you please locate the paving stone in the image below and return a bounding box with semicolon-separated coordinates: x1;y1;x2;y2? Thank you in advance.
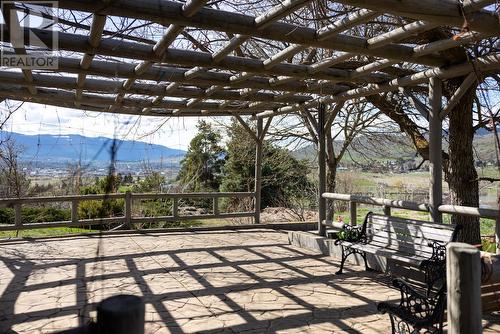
0;229;498;333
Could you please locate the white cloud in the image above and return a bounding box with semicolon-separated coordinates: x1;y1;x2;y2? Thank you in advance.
2;102;202;150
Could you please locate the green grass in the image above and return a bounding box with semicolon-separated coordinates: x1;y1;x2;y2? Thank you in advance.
0;226;98;239
479;218;497;236
482;239;496;253
333;207;429;225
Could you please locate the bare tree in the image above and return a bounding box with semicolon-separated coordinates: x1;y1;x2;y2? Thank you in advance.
0;137;30;197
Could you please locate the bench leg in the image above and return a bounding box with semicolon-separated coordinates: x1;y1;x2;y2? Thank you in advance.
361;252;371;271
336;247;370;275
336;246;347;275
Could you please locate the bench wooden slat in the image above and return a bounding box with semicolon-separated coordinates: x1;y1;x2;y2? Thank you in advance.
368;229;447;250
367;222;455;242
481;282;500;312
368;215;456;231
348;243;426;266
369;232;436;249
368;223;455;241
369;216;455;235
360;239;434;259
368;237;435;256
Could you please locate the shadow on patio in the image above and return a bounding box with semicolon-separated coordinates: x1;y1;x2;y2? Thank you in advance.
0;229;400;333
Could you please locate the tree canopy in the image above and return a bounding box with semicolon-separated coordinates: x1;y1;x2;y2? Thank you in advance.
178;119;313;210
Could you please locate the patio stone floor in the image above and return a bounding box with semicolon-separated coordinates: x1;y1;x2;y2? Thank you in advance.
0;229;498;333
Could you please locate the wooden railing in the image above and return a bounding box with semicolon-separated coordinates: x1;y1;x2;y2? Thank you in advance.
322;193;500;254
0;192;256;231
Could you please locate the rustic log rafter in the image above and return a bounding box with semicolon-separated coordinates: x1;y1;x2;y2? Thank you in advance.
109;0;208;113
75;2;108;106
256;53;500;118
1;3;36;95
0;0;497;117
171;0;315;114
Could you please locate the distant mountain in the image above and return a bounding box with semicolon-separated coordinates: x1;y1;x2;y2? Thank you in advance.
0;131;186;163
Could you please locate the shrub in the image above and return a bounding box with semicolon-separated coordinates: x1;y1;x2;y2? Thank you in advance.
0;206;71;224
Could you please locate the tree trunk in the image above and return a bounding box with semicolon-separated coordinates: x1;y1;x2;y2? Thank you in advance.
368;85;481;244
367;94;434;161
325;131;337;220
444;79;481;244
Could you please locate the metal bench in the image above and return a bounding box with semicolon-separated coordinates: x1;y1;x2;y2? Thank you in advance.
328;212;459;334
327;212;458;276
377;278;447;334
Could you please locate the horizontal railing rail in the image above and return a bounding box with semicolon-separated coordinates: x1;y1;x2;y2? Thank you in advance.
0;192;256;232
322;192;500;254
322;193;429;212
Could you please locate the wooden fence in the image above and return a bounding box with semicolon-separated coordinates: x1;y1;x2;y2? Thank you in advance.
322;193;500;254
0;191;256;231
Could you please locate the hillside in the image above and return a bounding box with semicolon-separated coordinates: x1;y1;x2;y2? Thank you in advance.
293;134;416;163
294;132;499;165
0;131;186;163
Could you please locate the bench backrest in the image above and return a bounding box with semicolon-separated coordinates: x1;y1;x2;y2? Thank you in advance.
364;213;458;259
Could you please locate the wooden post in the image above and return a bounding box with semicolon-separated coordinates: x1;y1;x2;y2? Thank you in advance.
349;201;357;226
383;205;391;216
96;294;145;334
496;213;500;255
124;191;132;229
428;77;443;223
213;196;219;216
172;197;179;218
71;199;79;224
447;243;482;334
496;196;500;254
318;104;327;236
14;203;21;237
254;118;263;224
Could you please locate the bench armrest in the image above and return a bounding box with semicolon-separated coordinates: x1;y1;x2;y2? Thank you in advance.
332;224;366;245
378;278;446;329
378;279;433;318
332;212;373;245
420;241;447;294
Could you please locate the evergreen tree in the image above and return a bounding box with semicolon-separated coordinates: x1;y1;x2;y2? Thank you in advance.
178;121;225;192
220;120;312;209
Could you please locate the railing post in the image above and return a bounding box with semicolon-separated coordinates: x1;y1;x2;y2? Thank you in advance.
447;242;482;334
14;203;21;230
318;104;327;236
71;199;79;224
172;197;179;218
125;191;132;229
349;201;357;226
496;196;500;255
213;196;219;216
383;205;391;216
428;77;443;223
496;214;500;255
254;118;263;224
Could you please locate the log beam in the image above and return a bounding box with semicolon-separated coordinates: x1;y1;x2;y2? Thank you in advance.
49;0;447;66
0;70;313;105
0;84;273;113
334;0;500;35
256;52;500;118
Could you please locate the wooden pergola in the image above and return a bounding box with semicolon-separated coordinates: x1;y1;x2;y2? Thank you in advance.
1;0;499;233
